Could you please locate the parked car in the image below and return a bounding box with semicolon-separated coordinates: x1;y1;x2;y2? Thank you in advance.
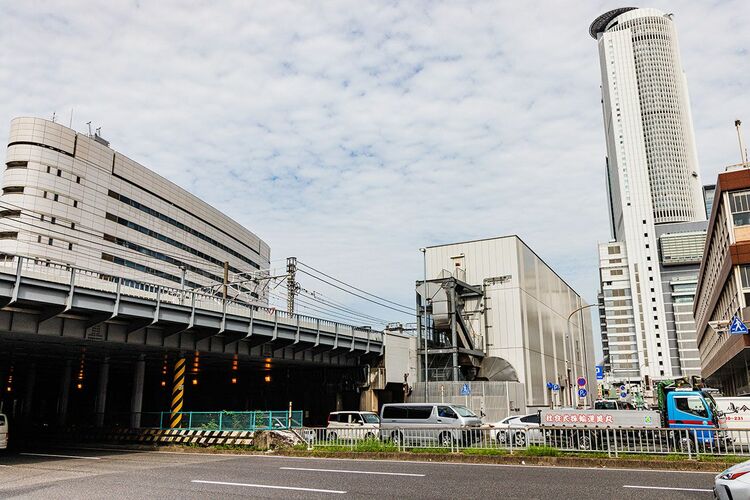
594;400;635;410
326;411;380;440
0;413;7;450
379;403;482;447
715;458;750;499
490;413;543;446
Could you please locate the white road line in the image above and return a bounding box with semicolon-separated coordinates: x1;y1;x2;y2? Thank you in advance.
206;453;719;475
191;479;346;494
54;447;720;476
280;466;425;477
623;485;713;493
20;452;101;460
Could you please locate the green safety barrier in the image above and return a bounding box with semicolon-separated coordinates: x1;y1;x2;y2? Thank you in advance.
149;410;304;431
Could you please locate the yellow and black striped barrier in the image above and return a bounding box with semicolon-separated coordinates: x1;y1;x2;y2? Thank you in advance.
170;357;186;428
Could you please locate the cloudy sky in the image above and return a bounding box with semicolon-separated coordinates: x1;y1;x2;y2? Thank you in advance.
1;1;749;344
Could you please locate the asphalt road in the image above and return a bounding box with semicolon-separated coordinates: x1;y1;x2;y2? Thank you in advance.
0;447;719;499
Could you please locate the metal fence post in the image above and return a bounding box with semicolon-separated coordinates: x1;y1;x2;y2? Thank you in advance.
606;429;611;458
188;412;192;430
692;430;699;460
219;412;223;432
613;429;619;458
505;427;513;455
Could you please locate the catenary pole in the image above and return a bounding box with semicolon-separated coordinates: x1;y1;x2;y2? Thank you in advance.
420;248;428;401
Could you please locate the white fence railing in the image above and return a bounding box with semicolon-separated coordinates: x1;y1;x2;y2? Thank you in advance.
298;426;750;458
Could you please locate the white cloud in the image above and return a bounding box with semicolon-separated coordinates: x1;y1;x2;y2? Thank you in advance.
1;1;749;349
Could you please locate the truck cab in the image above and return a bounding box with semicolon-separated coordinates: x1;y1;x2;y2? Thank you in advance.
663;388;725;445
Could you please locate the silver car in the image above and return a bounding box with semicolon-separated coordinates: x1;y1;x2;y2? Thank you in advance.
715;459;750;499
0;413;6;450
490;413;543;447
380;403;482;447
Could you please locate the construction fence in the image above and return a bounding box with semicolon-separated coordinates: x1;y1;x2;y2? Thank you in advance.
409;381;527;422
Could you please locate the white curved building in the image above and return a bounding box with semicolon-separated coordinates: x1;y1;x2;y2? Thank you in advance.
591;8;706;384
1;117;270;295
591;7;705;228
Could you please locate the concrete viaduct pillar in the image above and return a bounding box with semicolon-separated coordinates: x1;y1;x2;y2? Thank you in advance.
130;355;146;428
57;360;72;427
95;357;110;427
22;363;36;418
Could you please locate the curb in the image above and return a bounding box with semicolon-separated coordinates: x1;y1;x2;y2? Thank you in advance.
272;450;730;472
45;442;733;472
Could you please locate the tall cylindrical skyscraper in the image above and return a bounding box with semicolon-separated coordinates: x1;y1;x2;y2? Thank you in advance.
592;8;706;385
592;7;705;234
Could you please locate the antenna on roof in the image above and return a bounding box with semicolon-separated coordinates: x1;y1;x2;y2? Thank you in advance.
51;112;56;123
735;120;748;165
86;121;92;137
69;109;74;128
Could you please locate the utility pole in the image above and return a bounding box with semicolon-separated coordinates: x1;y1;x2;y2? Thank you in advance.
420;248;428;401
286;257;298;314
222;261;229;301
735;120;748;164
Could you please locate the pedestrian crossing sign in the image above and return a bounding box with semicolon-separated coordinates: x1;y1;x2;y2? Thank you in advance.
729;315;749;335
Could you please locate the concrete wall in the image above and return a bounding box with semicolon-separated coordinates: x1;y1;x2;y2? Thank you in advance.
384;332;415;385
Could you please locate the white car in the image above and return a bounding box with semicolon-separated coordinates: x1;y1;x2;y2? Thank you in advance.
489;413;543;447
715;459;750;499
326;411;380;440
0;413;7;450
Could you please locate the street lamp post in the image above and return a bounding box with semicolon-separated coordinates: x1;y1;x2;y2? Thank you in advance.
566;303;597;407
420;248;428;401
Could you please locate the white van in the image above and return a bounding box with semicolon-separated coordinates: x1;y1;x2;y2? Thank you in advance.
326;411;380;440
0;413;8;450
379;403;482;447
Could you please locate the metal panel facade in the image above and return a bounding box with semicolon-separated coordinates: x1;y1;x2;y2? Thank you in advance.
425;236;595;408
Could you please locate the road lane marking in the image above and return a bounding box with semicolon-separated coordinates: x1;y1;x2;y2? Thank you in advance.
623;485;712;493
53;447;719;476
280;466;425;477
192;480;346;494
20;452;101;460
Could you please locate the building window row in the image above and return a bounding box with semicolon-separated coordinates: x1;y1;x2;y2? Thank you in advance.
102;233;224;284
101;252;201;289
108;190;260;270
105;212;243;275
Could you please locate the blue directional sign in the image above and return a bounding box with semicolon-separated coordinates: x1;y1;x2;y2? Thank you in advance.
619;385;626;392
578;388;588;398
729;315;749;335
595;366;604;380
553;384;560;391
460;383;471;396
620;391;628;399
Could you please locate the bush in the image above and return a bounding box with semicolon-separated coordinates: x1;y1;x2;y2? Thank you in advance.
198;420;219;430
522;446;560;457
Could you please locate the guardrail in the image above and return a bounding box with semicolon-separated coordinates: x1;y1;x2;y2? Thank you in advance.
0;254;383;343
146;411;304;431
298;426;750;458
